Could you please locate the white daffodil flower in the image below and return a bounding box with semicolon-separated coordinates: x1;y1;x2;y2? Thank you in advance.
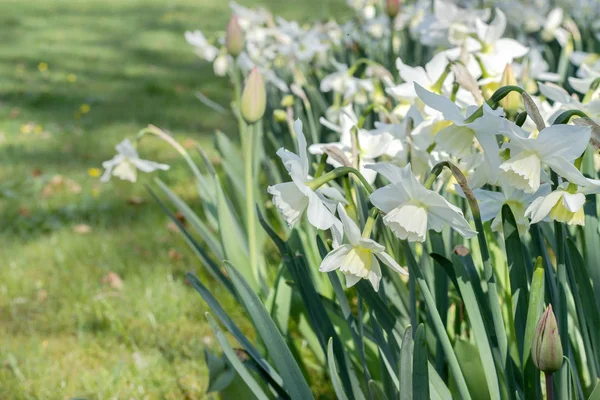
499;122;591;193
184;30;218;62
101;139;169;183
311;106;393;183
468;9;529;79
415;83;505;185
387;53;452;101
538;82;600;118
319;205;408;291
540;8;568;45
525;185;586;226
320;60;374;102
368;163;477;242
268;119;343;230
473;181;550;235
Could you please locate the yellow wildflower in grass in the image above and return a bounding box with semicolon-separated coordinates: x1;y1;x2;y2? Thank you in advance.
80;104;91;114
88;168;102;178
20;124;33;134
34;125;43;134
38;62;48;72
67;73;77;83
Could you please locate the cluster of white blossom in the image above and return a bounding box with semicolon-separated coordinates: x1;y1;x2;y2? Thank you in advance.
101;0;600;291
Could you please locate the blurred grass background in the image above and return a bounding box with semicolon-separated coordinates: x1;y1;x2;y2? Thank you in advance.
0;0;344;398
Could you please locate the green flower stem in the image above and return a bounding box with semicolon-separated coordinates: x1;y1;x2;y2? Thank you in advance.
137;125;204;184
307;166;374;194
314;153;329;179
545;372;554;400
550;170;569;398
402;240;472;400
431;161;509;377
552;109;590;125
465;85;525;123
582;77;600;103
343;175;358;220
232;58;246;138
347;58;385;77
430;63;453;94
361;208;379;238
245;122;259;282
302;96;319;144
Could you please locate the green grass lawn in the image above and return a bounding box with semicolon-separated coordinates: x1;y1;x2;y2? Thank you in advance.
0;1;344;398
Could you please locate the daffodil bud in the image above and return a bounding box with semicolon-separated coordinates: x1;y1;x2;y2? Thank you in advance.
281;95;294;108
241;67;266;124
385;0;401;18
532;305;563;373
273;109;287;123
226;15;244;57
500;64;521;113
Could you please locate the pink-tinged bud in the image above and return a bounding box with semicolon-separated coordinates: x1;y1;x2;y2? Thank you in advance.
385;0;401;18
241;67;266;124
531;305;563;373
226;15;244;57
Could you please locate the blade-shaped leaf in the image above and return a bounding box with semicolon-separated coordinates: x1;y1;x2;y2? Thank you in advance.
206;313;269;400
223;261;313;400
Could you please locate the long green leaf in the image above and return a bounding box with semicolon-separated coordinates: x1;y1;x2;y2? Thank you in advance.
154;178;223;260
523;258;545;400
502;204;530;360
186;273;289;398
399;326;413;400
216;180;256;289
328;338;350;400
403;241;472;400
206;313;269;400
147;187;235;295
223;261;314;400
452;253;501;400
413;324;429;400
258;210;358;399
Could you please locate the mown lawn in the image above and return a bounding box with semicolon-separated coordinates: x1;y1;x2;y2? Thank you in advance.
0;0;344;398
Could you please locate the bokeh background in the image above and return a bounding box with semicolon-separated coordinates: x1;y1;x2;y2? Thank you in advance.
0;0;345;398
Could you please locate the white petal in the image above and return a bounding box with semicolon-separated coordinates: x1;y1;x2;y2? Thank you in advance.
493;38;529;60
414;83;464;123
130;158;169;173
345;273;362;288
365;162;409;184
383;204;428;242
267;182;308;227
319;245;352;272
112;160;137;182
367;262;382;291
293;119;309;177
369;184;406;213
307;190;338;230
536;125;591;161
115;138;139;158
545;156;590;187
525;191;563;224
426;195;477;238
375;252;408;275
357;238;385;253
337;204;361;245
499;151;542;193
562;191;586;212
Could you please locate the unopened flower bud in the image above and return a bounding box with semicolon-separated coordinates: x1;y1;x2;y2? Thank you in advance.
226;15;244;57
385;0;401;18
281;95;295;108
241;67;266;124
500;64;521;113
532;305;563;373
273;109;287;123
